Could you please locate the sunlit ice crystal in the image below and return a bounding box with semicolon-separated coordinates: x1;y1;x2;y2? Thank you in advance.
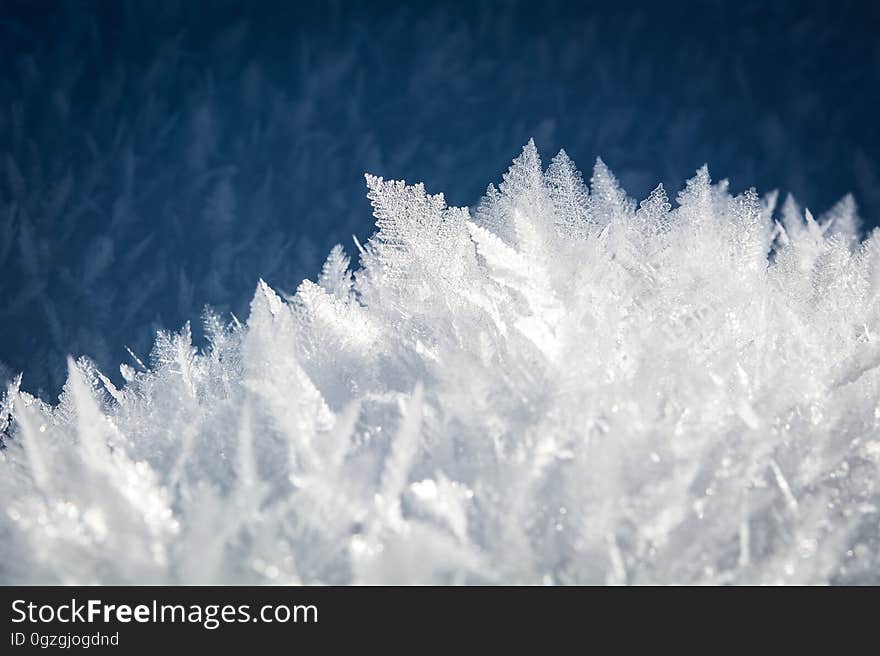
1;140;878;584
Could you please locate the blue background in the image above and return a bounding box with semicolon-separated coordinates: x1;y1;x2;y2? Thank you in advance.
1;0;879;395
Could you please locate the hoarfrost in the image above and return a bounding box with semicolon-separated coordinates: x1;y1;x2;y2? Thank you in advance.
2;143;878;584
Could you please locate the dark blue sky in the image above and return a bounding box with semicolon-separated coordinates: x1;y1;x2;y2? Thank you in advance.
1;0;879;395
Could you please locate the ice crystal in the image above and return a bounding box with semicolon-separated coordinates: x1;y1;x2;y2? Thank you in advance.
2;142;878;584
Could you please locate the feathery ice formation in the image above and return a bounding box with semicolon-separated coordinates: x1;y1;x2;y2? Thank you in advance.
1;141;878;584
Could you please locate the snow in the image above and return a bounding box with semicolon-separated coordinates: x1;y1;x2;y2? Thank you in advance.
2;142;878;584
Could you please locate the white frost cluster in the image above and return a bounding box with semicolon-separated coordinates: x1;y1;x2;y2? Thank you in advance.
2;141;879;584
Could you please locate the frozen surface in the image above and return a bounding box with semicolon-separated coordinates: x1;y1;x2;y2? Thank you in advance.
2;142;878;584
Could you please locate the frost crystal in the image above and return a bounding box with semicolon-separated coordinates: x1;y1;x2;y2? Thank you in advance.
2;142;879;584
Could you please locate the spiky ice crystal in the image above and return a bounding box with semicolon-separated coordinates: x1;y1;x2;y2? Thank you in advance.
1;141;878;584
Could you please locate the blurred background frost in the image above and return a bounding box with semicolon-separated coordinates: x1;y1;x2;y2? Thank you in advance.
1;0;879;396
